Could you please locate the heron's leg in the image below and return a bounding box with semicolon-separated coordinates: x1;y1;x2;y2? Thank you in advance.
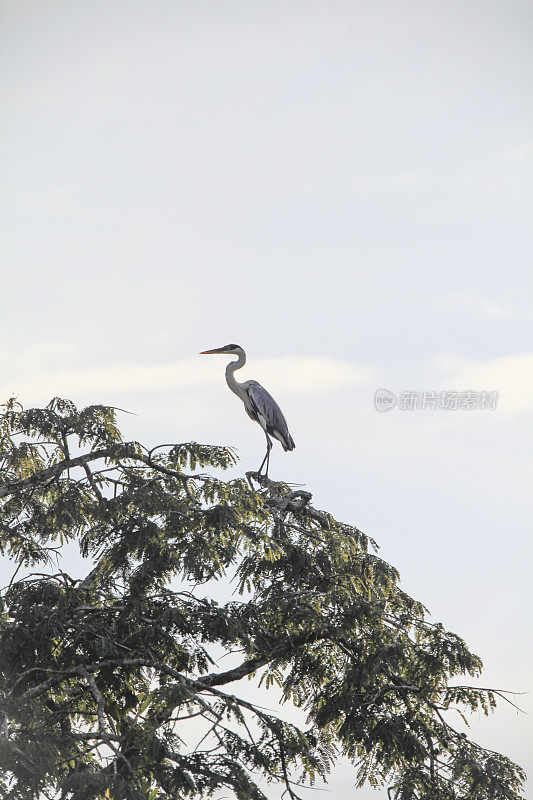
264;433;273;477
257;432;273;476
257;450;268;476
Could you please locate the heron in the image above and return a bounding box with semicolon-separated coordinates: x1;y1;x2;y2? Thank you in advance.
199;344;295;477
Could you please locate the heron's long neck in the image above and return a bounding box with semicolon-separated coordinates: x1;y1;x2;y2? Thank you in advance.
225;351;246;397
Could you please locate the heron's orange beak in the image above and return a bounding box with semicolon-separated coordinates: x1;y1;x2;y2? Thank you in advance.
199;348;225;354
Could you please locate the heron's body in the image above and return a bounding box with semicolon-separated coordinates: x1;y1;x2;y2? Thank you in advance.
241;381;295;451
200;344;295;475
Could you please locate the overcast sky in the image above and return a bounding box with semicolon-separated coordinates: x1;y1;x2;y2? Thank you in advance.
1;1;532;797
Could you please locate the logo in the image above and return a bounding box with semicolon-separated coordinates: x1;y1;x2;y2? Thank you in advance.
374;389;396;412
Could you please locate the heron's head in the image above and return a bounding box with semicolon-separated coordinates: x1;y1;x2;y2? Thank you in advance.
199;344;243;357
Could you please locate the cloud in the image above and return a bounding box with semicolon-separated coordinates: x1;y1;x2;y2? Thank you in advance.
249;357;373;397
0;340;77;370
443;292;533;320
355;172;422;190
503;140;533;163
434;353;533;414
0;352;374;408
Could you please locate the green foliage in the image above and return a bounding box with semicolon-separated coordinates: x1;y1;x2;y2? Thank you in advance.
0;399;525;799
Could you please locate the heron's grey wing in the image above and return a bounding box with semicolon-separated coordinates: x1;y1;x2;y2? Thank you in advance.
246;381;295;451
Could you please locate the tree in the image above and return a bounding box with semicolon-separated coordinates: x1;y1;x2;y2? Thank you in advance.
0;398;525;800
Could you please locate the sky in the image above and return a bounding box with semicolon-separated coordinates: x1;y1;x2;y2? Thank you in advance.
1;0;532;797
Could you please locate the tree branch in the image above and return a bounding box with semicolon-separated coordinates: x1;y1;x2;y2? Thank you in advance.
0;447;198;501
201;629;327;687
0;449;114;499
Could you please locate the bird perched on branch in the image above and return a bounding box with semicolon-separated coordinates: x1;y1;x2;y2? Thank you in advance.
199;344;295;477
